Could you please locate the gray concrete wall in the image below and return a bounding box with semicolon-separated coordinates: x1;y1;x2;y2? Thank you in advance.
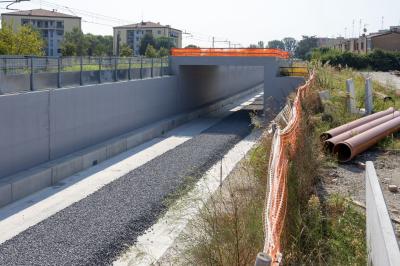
0;64;265;180
366;161;400;266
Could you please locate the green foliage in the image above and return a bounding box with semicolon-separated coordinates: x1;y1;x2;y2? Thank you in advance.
257;41;264;48
268;39;285;49
185;44;198;48
283;37;297;53
312;47;400;71
0;22;44;55
295;35;318;59
119;44;133;57
139;33;156;55
158;47;169;57
61;28;112;56
145;44;158;58
155;36;175;50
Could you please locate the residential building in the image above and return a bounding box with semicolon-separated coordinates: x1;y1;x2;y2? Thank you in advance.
1;9;81;56
316;37;344;48
113;21;182;56
332;26;400;53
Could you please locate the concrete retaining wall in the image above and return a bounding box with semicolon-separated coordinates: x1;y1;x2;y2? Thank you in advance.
366;161;400;266
0;65;264;180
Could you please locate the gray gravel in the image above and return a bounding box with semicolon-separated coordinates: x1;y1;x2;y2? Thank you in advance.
0;110;253;266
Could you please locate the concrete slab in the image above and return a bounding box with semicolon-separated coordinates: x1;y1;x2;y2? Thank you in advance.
0;183;11;207
11;168;52;201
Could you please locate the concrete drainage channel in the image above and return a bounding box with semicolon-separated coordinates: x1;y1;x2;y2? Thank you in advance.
0;87;263;265
0;83;263;208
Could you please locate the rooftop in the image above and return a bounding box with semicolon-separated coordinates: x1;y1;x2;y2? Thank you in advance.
114;21;181;31
1;9;81;19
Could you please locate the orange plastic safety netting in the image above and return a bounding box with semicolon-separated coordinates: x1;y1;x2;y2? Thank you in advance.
170;48;289;59
263;72;315;264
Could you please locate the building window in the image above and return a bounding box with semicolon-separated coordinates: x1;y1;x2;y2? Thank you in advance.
157;30;161;34
21;19;29;25
56;30;64;36
56;21;64;28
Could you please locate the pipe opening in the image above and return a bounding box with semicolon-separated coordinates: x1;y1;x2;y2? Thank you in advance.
320;133;332;141
334;143;352;162
323;141;335;153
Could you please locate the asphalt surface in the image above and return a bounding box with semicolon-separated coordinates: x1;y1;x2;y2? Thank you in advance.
0;110;253;266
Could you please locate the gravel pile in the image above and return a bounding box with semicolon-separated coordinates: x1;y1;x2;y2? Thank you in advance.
0;110;253;266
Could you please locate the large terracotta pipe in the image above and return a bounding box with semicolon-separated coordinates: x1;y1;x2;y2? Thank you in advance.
320;107;395;141
324;111;400;152
333;116;400;162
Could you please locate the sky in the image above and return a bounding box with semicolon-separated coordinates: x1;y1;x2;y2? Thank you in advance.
1;0;400;47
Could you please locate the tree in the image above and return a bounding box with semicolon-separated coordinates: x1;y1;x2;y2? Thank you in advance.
155;36;175;50
61;29;113;56
61;27;88;56
145;44;158;58
257;41;264;48
249;44;258;48
185;44;199;48
139;33;156;55
268;40;285;49
282;37;297;53
295;36;318;60
158;47;169;57
119;44;133;57
0;22;44;55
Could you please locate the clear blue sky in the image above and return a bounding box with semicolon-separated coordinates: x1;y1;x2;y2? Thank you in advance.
1;0;399;47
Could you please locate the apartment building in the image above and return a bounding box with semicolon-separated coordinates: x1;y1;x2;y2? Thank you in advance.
332;26;400;54
113;21;182;56
1;9;81;56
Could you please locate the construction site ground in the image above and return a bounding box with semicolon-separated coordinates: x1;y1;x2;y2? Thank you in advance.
320;148;400;244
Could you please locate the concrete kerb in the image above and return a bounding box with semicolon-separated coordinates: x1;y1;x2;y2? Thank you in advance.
0;83;263;208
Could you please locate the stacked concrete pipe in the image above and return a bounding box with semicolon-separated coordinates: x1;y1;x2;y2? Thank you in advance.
321;107;400;162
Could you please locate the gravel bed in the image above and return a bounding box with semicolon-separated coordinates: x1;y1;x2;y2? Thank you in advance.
0;110;253;266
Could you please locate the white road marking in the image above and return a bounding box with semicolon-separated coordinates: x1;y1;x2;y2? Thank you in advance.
113;130;261;266
0;90;263;245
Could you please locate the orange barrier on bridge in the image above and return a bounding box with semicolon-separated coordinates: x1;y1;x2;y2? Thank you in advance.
171;48;289;59
264;72;315;264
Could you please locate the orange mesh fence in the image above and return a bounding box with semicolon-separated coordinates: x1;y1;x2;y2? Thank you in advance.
170;48;289;59
263;72;315;264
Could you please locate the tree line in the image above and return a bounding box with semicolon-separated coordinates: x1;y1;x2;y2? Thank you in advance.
248;36;318;59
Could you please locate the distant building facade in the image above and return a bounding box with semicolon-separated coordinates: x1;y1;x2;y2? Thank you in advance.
113;21;182;56
1;9;81;56
332;26;400;54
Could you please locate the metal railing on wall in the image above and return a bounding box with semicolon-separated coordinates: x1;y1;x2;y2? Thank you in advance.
0;56;170;93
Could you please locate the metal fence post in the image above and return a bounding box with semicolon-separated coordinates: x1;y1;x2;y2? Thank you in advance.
151;58;154;78
140;57;143;79
98;57;102;84
160;58;163;77
57;56;62;88
30;57;34;91
114;57;118;82
79;56;83;86
128;57;131;80
3;57;7;75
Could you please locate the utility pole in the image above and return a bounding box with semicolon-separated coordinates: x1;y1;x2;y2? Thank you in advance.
212;37;215;48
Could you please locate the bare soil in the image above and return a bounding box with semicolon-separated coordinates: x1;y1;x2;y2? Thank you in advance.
320;149;400;243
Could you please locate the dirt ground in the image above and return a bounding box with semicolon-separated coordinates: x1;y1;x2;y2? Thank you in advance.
320;148;400;243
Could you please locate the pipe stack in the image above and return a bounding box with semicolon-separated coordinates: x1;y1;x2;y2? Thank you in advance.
321;107;400;162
